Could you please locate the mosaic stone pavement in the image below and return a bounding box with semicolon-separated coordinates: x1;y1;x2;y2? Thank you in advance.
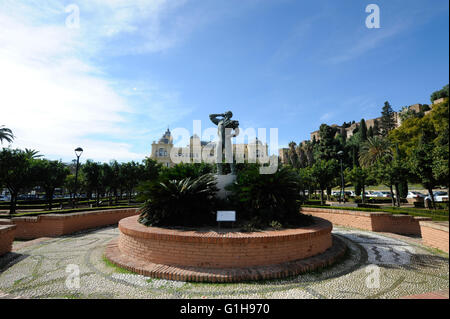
0;226;448;299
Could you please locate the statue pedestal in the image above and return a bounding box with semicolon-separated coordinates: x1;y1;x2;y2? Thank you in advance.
215;174;236;199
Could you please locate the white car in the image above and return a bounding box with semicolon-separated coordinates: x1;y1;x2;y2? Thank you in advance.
407;191;426;199
425;191;449;202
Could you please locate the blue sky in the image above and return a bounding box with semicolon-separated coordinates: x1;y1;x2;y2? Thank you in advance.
1;0;448;163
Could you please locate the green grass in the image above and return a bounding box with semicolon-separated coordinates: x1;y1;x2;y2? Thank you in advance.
1;205;140;218
102;255;136;274
302;204;449;221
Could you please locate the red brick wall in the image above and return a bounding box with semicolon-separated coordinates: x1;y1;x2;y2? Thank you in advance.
0;225;16;256
419;221;449;253
302;207;431;235
8;208;139;240
117;216;333;268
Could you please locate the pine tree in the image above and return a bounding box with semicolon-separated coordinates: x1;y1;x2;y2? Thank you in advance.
360;119;368;141
368;126;374;138
373;119;380;136
380;101;396;136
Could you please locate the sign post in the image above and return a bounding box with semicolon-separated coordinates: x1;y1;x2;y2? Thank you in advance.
217;211;236;230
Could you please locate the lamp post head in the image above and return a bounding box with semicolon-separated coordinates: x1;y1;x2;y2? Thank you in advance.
337;151;344;156
75;147;83;158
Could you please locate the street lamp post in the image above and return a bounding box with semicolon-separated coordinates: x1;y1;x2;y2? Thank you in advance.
337;151;345;203
74;147;83;207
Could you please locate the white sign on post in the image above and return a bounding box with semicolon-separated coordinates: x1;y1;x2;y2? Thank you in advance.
217;211;236;222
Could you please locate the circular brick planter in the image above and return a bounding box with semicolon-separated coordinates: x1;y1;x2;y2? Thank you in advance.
105;215;346;282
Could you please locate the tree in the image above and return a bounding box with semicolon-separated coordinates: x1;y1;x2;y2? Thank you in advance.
24;148;43;159
32;159;69;210
100;163;114;206
82;160;102;205
360;119;368;141
0;149;32;214
368;126;374;138
345;166;371;204
430;84;449;102
358;136;393;168
311;159;338;205
287;141;299;168
0;126;14;144
298;167;314;200
380;101;396;136
409;132;440;209
315;124;339;161
120;161;142;204
373;119;380;136
64;174;77;202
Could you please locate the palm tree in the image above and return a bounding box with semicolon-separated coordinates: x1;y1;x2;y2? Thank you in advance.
359;136;400;206
0;126;14;144
358;136;393;168
24;148;43;159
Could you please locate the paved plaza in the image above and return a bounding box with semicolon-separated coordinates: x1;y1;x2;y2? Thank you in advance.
0;226;448;299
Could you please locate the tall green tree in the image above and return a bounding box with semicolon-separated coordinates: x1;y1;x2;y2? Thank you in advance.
360;119;368;141
32;159;70;210
287;141;299;168
409;131;440;209
367;125;374;138
315;124;339;161
373;119;380;136
311;159;338;205
0;149;32;214
82;160;102;204
345;166;372;204
380;101;396;136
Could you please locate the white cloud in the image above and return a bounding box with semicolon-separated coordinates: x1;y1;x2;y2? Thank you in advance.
0;1;193;162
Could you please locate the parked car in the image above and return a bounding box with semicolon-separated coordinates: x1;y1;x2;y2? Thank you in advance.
0;195;11;201
407;191;426;199
369;191;383;197
425;191;449;203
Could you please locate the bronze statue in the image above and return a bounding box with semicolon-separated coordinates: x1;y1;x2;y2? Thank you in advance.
209;111;240;175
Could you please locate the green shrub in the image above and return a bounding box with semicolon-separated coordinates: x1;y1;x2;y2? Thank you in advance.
270;220;283;230
138;174;218;227
229;166;313;228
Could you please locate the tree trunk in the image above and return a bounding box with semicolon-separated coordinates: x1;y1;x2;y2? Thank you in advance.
362;185;366;204
9;192;17;215
394;183;401;207
389;185;395;206
47;189;54;211
320;189;325;205
428;187;436;209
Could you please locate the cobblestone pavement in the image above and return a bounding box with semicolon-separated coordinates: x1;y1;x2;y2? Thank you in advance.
0;226;448;299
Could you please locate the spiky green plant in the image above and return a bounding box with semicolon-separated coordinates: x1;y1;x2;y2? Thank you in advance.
138;173;218;227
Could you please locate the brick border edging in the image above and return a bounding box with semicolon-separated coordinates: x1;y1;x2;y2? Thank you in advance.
117;216;333;268
419;221;449;253
1;208;139;240
302;207;432;235
104;235;347;283
0;225;16;256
